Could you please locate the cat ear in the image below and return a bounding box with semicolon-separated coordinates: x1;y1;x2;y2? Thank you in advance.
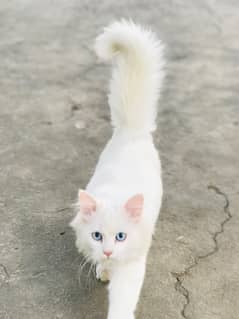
124;194;144;222
78;190;97;221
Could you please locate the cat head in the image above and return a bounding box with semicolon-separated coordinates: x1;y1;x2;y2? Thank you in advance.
70;190;150;264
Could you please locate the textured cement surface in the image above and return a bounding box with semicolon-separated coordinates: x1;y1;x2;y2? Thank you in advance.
0;1;239;319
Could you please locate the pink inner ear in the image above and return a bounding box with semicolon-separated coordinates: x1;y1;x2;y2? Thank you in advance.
124;194;144;221
79;190;96;218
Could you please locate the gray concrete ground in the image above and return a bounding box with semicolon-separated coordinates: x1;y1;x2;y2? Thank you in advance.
0;1;239;318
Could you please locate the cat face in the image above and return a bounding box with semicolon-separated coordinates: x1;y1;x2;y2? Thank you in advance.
70;191;147;264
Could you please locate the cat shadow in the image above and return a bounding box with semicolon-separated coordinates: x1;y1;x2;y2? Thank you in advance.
17;208;108;319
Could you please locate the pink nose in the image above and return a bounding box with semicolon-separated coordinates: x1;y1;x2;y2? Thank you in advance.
104;251;112;257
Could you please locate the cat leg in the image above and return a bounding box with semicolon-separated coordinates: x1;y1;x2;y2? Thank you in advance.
107;256;146;319
96;263;110;282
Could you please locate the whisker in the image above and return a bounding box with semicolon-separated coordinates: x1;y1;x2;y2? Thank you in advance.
78;254;92;286
85;261;97;290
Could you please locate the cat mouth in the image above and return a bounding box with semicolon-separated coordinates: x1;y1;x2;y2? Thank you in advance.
101;256;114;263
103;255;112;260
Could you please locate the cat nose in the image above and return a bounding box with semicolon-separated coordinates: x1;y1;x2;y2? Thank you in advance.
103;251;112;257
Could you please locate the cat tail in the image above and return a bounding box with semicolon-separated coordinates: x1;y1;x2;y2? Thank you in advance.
95;20;165;133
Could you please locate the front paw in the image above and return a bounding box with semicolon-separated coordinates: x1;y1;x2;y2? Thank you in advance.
96;264;110;282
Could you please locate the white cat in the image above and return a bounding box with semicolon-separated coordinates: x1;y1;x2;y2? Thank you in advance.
70;20;165;319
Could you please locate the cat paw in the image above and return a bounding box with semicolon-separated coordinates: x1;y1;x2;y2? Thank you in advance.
96;264;110;282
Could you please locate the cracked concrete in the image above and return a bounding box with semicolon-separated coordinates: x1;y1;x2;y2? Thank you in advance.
172;186;232;319
0;1;239;319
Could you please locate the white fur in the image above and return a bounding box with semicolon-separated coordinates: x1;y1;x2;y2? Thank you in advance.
70;20;164;319
95;19;164;132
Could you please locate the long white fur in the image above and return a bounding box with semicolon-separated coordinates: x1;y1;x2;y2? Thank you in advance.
71;20;164;319
95;19;164;132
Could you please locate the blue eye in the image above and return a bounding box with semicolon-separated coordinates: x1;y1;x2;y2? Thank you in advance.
115;232;127;241
91;232;103;241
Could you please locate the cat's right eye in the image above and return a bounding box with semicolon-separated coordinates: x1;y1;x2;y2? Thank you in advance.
91;231;103;241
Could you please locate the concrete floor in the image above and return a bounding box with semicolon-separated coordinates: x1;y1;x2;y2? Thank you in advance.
0;1;239;318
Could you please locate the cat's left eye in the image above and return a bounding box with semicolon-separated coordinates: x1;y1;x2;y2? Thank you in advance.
115;232;127;241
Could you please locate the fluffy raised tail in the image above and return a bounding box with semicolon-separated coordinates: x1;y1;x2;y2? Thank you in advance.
95;20;165;132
